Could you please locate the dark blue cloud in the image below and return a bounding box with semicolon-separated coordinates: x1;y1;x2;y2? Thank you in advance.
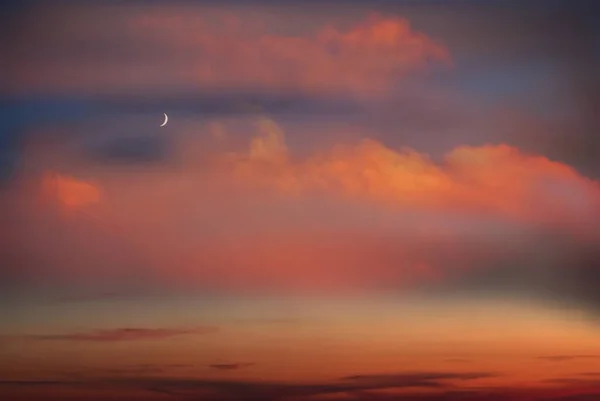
430;243;600;318
85;134;170;165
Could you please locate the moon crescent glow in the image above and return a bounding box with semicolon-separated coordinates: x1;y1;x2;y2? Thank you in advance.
160;113;169;127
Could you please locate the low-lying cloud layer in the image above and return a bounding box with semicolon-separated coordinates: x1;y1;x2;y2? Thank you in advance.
4;372;600;401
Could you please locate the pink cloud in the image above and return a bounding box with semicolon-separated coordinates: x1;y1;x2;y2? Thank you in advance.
8;7;449;95
223;120;600;235
3;117;600;294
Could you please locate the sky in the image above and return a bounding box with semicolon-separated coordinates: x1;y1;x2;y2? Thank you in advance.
2;0;600;400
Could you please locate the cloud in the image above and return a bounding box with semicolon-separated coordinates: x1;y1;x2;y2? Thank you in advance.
342;372;491;381
102;363;193;375
545;378;600;385
4;115;600;313
40;172;101;211
544;395;600;401
5;371;600;401
538;356;600;362
84;134;170;165
340;372;493;386
209;363;255;371
0;380;72;387
132;371;493;400
7;6;449;96
221;118;600;243
16;327;217;342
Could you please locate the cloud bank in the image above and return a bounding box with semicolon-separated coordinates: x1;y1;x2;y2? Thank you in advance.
2;116;600;310
5;372;600;401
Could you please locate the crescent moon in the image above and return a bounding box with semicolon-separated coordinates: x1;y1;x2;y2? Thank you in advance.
160;113;169;127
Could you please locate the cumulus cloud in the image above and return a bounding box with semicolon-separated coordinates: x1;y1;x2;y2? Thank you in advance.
224;118;600;237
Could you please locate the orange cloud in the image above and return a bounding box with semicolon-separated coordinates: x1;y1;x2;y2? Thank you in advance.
40;172;102;211
224;119;600;236
5;116;600;293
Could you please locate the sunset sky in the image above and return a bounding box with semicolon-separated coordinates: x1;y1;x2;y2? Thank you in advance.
2;1;600;400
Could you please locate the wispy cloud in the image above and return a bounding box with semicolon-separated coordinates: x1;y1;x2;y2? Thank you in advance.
444;358;472;363
7;371;600;401
16;327;217;342
104;363;194;375
209;363;255;371
7;7;449;96
134;371;495;400
0;380;73;386
341;372;493;386
538;355;600;362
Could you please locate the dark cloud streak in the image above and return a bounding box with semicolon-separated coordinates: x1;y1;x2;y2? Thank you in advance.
209;363;255;371
9;327;218;342
538;356;600;362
